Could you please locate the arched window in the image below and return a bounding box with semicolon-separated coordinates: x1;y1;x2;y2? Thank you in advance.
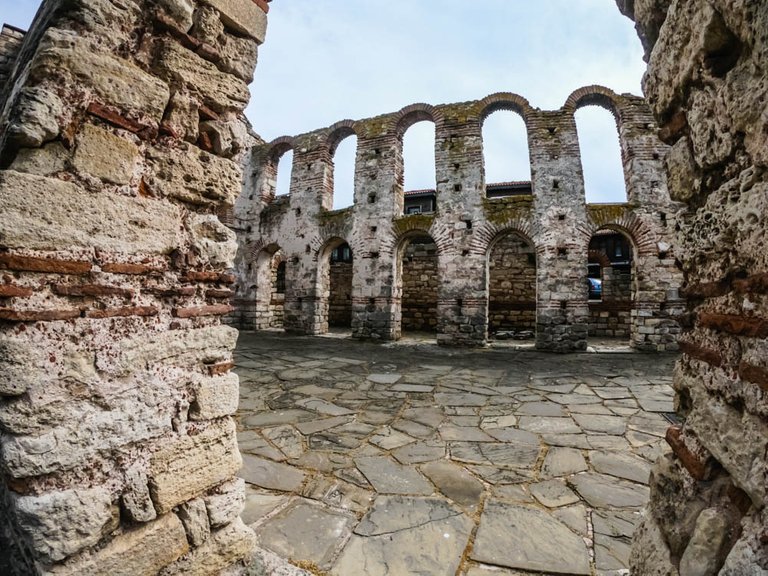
402;121;436;197
275;149;294;197
332;135;357;210
575;106;626;203
482;110;531;197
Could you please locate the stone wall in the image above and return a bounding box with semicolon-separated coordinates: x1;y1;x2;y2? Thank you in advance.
232;87;684;351
401;240;439;332
488;233;536;333
0;1;269;574
0;24;25;90
589;266;632;338
618;0;768;573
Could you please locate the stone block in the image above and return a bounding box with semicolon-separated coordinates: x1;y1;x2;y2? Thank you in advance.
201;0;267;42
72;123;140;185
218;33;259;82
46;513;188;576
186;213;238;267
13;486;118;563
0;170;182;254
678;508;730;576
154;40;249;113
203;477;245;528
190;373;240;421
98;325;238;377
149;419;242;514
30;29;169;123
155;0;195;32
161;91;199;142
122;465;157;523
10;141;71;176
158;517;256;576
145;142;242;207
4;87;64;147
0;335;47;396
178;498;211;547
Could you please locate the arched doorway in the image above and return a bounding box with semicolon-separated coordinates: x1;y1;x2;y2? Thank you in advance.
397;232;439;337
317;238;354;334
587;228;635;346
486;231;537;342
252;246;286;330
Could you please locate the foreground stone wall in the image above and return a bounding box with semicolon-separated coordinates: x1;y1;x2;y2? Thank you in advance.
488;233;537;334
0;0;269;574
618;0;768;573
232;87;684;351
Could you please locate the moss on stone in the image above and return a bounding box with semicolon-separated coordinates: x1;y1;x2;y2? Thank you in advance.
483;195;534;226
393;213;435;235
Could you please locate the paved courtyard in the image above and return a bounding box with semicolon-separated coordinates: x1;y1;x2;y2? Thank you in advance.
235;331;677;576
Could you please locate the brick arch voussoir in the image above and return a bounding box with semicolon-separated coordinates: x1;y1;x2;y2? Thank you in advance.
248;239;282;263
588;249;612;268
392;103;445;136
326;120;358;156
563;85;625;123
265;135;295;164
479;92;533;125
586;212;657;257
470;218;535;256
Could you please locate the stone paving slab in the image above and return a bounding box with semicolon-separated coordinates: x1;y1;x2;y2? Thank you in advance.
236;332;678;575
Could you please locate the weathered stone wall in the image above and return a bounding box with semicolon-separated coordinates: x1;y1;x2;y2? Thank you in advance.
0;24;25;90
488;233;536;333
401;240;439;332
589;266;632;338
618;0;768;573
0;1;269;574
233;87;684;351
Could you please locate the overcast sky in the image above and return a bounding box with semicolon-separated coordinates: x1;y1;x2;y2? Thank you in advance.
2;1;646;207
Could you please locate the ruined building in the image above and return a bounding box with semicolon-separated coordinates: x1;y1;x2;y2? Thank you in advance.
0;0;765;574
230;89;684;351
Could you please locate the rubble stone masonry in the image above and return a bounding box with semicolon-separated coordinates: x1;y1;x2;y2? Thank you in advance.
232;88;684;351
618;0;768;573
0;0;269;574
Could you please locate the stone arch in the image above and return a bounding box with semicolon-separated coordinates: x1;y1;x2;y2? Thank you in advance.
394;229;441;336
485;227;538;339
251;243;286;330
260;136;295;203
393;103;444;136
470;218;536;257
326;120;358;155
584;209;657;257
324;121;358;211
315;236;354;332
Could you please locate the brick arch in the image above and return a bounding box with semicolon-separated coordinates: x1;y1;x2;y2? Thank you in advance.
563;85;623;121
393;103;444;136
311;235;351;262
588;249;612;268
247;239;282;262
583;211;657;257
479;92;533;124
266;135;295;163
470;218;536;256
384;219;453;258
326;120;357;156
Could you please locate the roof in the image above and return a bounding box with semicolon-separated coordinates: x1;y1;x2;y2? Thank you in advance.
404;188;436;196
486;181;532;189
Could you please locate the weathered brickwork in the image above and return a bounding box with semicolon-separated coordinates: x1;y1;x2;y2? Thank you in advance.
488;232;537;334
328;261;353;328
0;1;269;574
232;88;684;351
401;239;439;332
618;0;768;573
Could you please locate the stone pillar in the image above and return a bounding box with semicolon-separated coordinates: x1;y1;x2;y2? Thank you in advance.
529;110;590;352
619;0;768;573
0;1;269;574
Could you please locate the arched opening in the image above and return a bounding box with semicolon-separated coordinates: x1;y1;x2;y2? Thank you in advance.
397;232;439;336
331;134;357;210
486;231;537;343
274;149;294;198
317;238;354;335
587;228;635;346
575;106;626;203
482;110;532;198
252;246;286;330
402;120;436;214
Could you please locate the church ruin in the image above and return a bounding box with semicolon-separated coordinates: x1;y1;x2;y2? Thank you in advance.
0;0;765;574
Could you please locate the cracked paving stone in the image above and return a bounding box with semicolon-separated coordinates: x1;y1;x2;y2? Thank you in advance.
277;368;323;381
369;427;416;450
240;454;306;492
332;496;473;576
367;373;402;384
530;479;581;507
402;407;445;427
242;486;290;526
450;442;540;468
484;427;539;444
434;392;487;407
540;433;592;449
540;446;588;478
241;409;316;428
334;467;372;489
391;418;436;438
572;413;627;435
392;441;446;464
439;424;496;442
595;532;632;571
294;415;352;436
553;503;588;536
295;397;355;416
593;510;641;539
518;416;581;434
569;473;650;508
238;431;287;461
263;425;305;459
471;500;591;574
301;475;373;514
480;414;518;429
492;484;534;503
420;459;484;509
255;499;356;571
516;402;566;416
590;450;652;484
391;383;434;392
467;465;532;484
355;456;434;495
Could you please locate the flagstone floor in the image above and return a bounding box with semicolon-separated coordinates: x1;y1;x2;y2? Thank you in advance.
234;331;677;576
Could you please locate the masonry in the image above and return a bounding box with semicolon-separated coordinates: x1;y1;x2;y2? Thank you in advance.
618;0;768;573
230;88;684;351
0;0;269;574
